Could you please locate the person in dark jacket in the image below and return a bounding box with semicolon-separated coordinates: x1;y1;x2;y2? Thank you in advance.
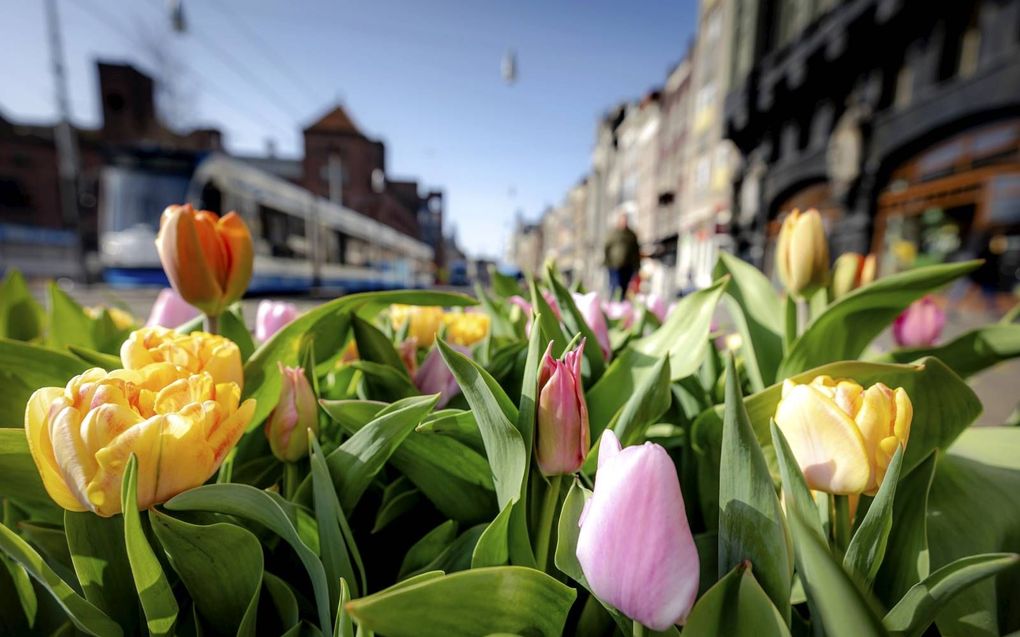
604;214;641;298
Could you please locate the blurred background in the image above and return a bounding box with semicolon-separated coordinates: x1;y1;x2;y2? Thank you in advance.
0;0;1018;304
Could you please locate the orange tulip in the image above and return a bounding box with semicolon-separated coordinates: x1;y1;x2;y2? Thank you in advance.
156;204;253;317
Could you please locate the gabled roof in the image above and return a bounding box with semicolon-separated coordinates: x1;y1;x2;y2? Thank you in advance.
305;105;362;135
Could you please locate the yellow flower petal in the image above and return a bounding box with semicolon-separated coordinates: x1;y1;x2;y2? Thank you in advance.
24;388;86;512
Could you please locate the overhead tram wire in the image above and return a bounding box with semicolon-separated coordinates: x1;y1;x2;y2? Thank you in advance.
61;0;295;140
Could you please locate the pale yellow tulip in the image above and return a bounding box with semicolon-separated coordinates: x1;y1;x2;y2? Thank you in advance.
121;326;243;389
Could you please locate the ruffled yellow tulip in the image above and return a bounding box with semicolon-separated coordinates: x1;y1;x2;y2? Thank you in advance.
776;208;829;298
389;305;444;348
24;364;255;516
443;312;490;346
121;326;243;389
156;204;253;318
775;375;912;495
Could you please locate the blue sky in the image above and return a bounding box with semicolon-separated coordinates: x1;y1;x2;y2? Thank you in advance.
0;0;696;257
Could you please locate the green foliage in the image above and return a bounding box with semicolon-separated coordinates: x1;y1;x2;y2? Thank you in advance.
683;563;791;637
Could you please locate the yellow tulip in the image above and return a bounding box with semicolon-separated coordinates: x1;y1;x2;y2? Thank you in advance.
776;208;829;298
443;312;490;346
86;306;136;331
774;375;912;495
831;253;878;299
155;204;254;317
24;364;255;516
389;305;444;348
121;326;243;389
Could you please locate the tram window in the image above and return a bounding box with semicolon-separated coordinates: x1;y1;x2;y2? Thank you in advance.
200;184;222;214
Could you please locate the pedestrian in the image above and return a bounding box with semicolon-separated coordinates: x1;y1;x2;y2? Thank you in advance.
604;214;641;299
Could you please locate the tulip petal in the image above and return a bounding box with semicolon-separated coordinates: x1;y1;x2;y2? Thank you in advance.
774;384;871;495
596;429;622;473
24;388;86;512
217;212;254;307
157;206;223;315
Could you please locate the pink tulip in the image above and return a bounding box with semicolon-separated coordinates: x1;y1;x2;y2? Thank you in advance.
604;300;635;329
892;296;945;348
265;363;318;462
577;430;700;631
572;292;612;359
146;288;200;328
255;300;299;342
508;291;561;335
414;344;469;408
398;337;419;377
643;293;669;322
536;340;590;475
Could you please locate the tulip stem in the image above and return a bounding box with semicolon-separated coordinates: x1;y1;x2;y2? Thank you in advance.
632;622;647;637
534;474;563;572
203;313;220;335
283;462;301;500
832;494;851;552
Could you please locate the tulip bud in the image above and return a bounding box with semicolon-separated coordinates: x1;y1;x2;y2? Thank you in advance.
146;288;200;328
831;253;878;299
776;208;829;298
576;430;699;630
414;344;468;408
603;300;635;328
535;341;590;475
572;292;611;360
265;363;319;462
892;296;945;348
397;338;418;377
775;375;912;495
255;300;299;342
156;204;254;318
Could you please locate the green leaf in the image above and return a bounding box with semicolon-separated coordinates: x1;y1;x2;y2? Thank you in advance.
64;511;137;635
372;480;421;533
844;445;905;586
0;338;90;429
309;432;363;601
165;483;333;634
415;409;483;450
587;278;726;437
877;323;1020;379
335;578;355;637
545;263;606;379
121;455;178;637
490;268;524;298
437;339;526;510
220;308;256;362
345;567;576;637
244;290;475;426
352;314;408;376
325;393;439;512
770;422;826;541
67;345;121;370
471;501;513;568
404;525;486;577
553;478;591;587
348;360;418;400
530;281;569;359
610;353;671;446
322;400;496;523
47;282;96;350
684;562;791;637
874;451;936;607
149;509;263;634
714;252;784;391
0;429;51;508
399;520;458;579
0;552;37;633
718;355;791;622
786;507;887;637
263;571;300;634
883;553;1020;637
779;261;980;376
0;520;122;637
0;269;45;341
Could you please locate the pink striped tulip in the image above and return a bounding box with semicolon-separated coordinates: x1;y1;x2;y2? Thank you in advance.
414;344;469;408
576;430;700;630
572;292;611;359
892;296;945;348
145;288;200;328
265;364;318;462
255;300;299;342
536;340;590;475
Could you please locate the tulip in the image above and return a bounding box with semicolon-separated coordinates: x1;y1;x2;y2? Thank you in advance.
643;293;668;322
121;326;243;389
572;293;611;360
389;304;445;348
265;364;319;462
86;306;136;331
145;288;200;328
397;338;418;377
414;344;469;408
443;311;490;346
774;375;912;495
831;253;877;299
604;300;634;328
892;296;945;348
776;208;829;297
255;300;299;342
508;292;561;336
535;340;590;475
24;364;254;516
576;430;700;630
155;204;254;318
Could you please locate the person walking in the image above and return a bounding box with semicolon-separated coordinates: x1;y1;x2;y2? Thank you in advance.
604;214;641;299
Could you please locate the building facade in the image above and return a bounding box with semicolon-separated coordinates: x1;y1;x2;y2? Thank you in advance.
725;0;1020;292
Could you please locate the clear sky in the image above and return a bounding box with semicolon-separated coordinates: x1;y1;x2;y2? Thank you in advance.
0;0;696;258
